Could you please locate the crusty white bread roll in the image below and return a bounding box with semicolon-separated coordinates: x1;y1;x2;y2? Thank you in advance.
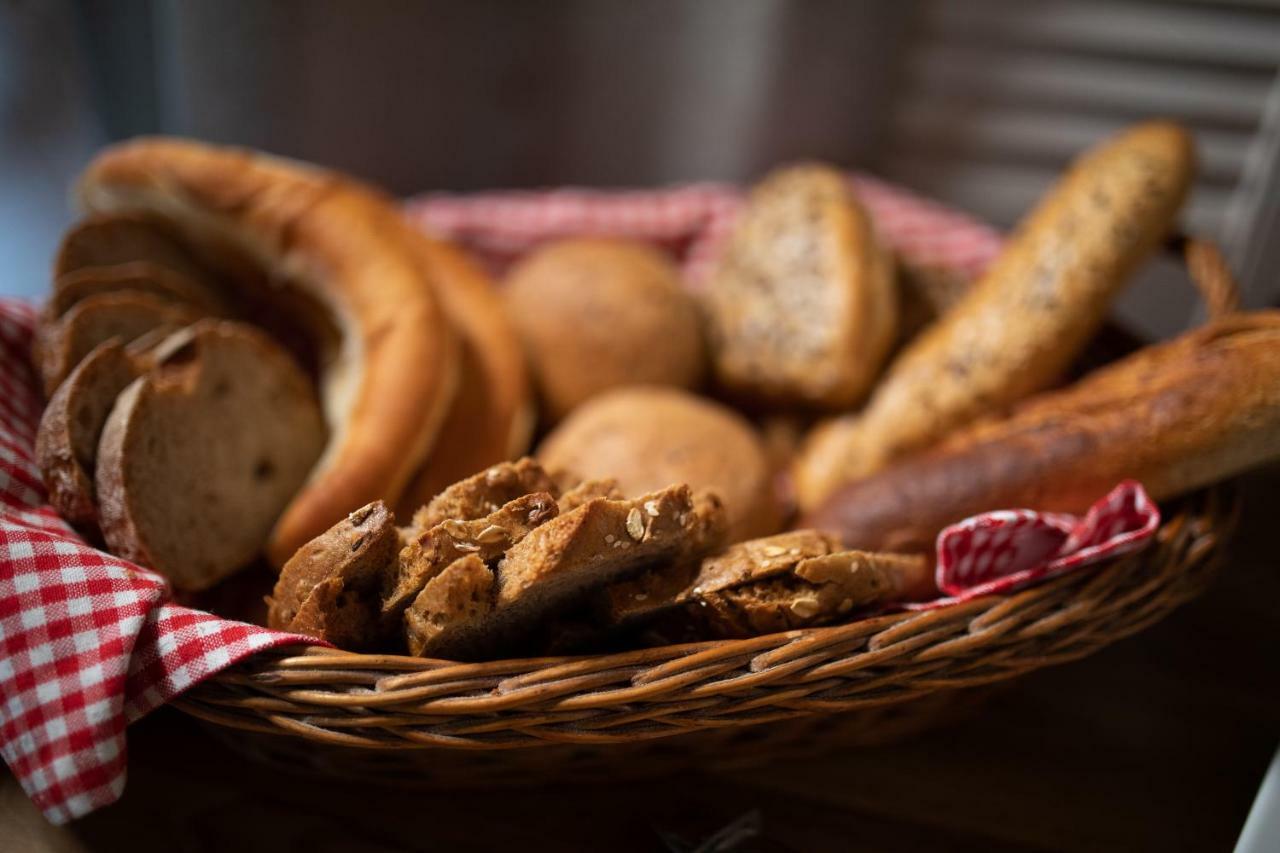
802;311;1280;553
796;122;1196;510
395;237;532;515
76;137;458;566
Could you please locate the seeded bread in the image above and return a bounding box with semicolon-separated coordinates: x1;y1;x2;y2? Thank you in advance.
405;484;725;659
409;458;559;533
396;238;533;514
76;137;458;567
96;320;326;590
796;122;1196;509
538;386;779;542
33;291;205;397
556;477;624;513
703;163;897;409
267;501;399;650
50;260;227;318
385;491;559;624
503;238;705;422
35;339;146;533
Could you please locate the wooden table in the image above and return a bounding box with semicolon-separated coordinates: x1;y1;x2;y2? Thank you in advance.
3;471;1278;852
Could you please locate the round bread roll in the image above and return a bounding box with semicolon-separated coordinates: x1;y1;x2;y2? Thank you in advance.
75;137;458;567
537;386;779;542
503;238;704;423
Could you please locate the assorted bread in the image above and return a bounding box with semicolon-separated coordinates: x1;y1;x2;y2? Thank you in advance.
30;122;1280;660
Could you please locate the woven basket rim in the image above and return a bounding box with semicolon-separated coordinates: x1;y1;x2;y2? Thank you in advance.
177;486;1238;749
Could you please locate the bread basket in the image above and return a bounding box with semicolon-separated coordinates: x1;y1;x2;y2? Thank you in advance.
173;235;1243;781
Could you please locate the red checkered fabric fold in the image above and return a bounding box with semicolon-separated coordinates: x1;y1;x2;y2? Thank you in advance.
2;175;1152;825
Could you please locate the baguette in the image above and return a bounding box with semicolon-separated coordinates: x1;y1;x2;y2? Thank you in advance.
796;121;1196;509
75;137;458;567
803;311;1280;553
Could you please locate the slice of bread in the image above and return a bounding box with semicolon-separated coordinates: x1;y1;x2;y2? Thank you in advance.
556;477;624;513
95;320;326;590
384;491;559;624
267;501;399;650
403;485;726;660
35;339;146;533
55;212;216;286
33;291;205;397
408;458;558;533
51;260;228;318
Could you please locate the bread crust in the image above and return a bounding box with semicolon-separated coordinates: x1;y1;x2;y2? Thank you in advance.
395;238;532;515
803;311;1280;553
75;137;458;567
704;163;897;408
796;122;1196;509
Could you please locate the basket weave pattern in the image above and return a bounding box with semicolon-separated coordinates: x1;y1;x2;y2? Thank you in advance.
176;488;1235;752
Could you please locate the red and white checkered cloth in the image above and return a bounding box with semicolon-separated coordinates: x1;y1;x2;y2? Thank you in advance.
1;174;1155;824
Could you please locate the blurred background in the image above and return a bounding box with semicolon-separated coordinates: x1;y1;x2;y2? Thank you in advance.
3;0;1279;338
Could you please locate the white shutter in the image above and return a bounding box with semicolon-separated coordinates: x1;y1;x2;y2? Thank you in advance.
879;0;1280;334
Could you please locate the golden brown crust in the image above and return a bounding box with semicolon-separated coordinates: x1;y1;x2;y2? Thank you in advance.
803;311;1280;553
266;501;399;650
503;238;705;422
74;137;458;567
704;163;897;408
537;386;780;543
796;122;1197;509
408;458;558;533
395;238;532;514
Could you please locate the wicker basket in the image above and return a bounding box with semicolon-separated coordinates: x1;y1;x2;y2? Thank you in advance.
175;237;1243;778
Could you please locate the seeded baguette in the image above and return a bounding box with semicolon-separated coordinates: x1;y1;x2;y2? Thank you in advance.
96;320;326;590
704;163;897;408
804;311;1280;553
76;137;458;567
796;121;1196;509
409;458;559;534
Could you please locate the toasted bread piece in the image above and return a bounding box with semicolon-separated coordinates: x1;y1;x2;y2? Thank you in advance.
267;501;398;650
704;163;897;408
50;260;228;318
35;339;146;532
385;491;559;624
96;320;326;590
33;291;205;397
538;386;779;542
395;238;533;515
556;477;624;513
503;238;705;422
687;549;931;638
408;458;559;533
404;554;496;657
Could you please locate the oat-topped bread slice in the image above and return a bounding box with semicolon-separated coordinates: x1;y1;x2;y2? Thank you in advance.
33;291;206;397
406;484;727;659
35;339;148;534
385;491;559;623
409;457;559;533
50;260;228;318
267;501;399;650
556;477;624;513
678;531;931;638
96;320;326;590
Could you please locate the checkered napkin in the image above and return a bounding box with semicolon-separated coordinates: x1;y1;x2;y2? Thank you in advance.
1;174;1153;825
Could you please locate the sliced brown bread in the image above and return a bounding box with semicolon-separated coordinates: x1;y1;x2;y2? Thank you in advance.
404;554;496;657
35;339;147;533
50;260;228;318
55;212;216;285
33;291;205;397
95;320;326;590
556;477;624;513
384;491;559;624
266;501;399;650
409;457;559;533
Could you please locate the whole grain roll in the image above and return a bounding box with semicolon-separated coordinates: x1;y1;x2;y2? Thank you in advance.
803;311;1280;553
503;238;705;422
537;386;779;542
